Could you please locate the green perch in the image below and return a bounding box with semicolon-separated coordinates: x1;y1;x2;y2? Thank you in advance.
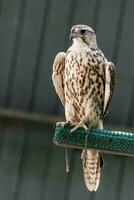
53;123;134;157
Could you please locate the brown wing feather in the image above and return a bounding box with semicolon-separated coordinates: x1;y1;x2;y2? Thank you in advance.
52;52;66;106
103;62;116;117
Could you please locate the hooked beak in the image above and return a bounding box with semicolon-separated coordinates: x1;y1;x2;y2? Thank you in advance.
70;32;82;40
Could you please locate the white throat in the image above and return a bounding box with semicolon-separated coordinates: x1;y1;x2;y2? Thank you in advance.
71;38;88;51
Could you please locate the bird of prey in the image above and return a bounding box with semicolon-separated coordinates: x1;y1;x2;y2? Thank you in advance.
52;24;116;191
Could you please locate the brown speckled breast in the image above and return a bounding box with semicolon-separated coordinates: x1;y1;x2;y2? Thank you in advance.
64;47;106;125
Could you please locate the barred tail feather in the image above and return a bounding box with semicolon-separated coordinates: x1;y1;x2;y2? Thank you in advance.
81;120;103;191
81;150;101;191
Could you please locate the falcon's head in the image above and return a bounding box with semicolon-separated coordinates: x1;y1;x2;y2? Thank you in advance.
70;24;96;45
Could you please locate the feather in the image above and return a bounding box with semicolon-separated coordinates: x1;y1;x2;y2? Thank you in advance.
81;120;103;191
52;52;66;106
103;62;116;117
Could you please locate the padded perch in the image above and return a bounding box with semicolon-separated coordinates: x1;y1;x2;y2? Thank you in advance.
53;123;134;157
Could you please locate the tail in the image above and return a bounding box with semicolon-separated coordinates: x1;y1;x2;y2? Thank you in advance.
81;120;103;191
81;150;102;191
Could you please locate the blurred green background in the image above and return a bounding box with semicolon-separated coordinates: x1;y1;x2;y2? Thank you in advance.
0;0;134;199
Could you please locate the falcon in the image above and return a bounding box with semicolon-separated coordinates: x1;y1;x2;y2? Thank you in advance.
52;24;116;191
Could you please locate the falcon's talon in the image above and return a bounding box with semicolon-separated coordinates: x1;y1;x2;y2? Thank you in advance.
70;121;88;133
58;121;70;128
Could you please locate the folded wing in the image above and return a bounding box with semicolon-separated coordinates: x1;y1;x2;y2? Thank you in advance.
52;52;66;106
103;62;116;117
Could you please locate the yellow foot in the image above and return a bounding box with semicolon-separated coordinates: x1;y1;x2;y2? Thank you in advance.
70;120;88;133
57;121;70;128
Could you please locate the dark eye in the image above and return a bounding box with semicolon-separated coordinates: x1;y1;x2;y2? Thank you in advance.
80;29;86;34
72;29;75;33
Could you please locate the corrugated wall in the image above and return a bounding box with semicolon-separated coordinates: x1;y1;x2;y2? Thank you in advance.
0;0;134;126
0;0;134;200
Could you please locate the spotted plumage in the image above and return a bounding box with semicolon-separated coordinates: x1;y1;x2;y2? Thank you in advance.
52;24;116;191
